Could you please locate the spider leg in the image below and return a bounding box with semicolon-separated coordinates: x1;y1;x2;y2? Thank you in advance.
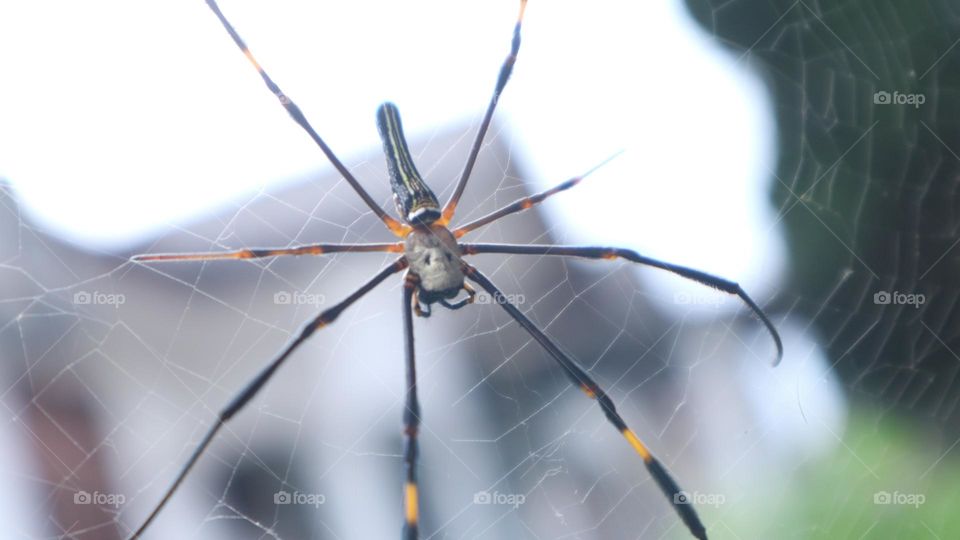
203;0;409;237
413;293;431;318
439;283;477;310
452;152;623;238
464;264;708;540
439;0;528;225
127;258;407;539
402;275;422;540
131;242;403;262
462;244;783;366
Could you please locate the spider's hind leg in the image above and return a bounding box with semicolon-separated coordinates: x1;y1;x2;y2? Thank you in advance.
464;264;709;540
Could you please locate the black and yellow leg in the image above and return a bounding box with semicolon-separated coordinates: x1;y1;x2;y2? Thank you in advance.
202;0;409;237
128;258;407;539
440;0;528;224
465;264;708;540
462;243;782;367
402;275;422;539
132;242;403;263
452;152;622;238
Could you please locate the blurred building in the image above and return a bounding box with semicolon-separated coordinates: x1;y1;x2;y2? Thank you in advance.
0;121;810;539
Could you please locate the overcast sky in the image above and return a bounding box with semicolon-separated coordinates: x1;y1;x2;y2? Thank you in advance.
0;0;784;312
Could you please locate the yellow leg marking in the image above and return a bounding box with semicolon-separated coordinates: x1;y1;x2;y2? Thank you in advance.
387;219;413;237
404;482;419;525
412;294;426;317
241;47;263;73
622;429;652;462
437;206;454;228
463;282;477;304
580;384;596;398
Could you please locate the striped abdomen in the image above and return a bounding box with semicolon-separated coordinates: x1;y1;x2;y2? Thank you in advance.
376;102;441;225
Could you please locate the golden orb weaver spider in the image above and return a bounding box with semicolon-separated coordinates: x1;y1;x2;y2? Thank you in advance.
128;1;783;538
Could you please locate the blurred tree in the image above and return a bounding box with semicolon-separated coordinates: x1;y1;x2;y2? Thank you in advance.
686;0;960;431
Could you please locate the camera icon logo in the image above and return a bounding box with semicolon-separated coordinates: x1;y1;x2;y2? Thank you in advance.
473;491;492;505
873;291;891;305
874;491;892;504
673;491;691;505
874;91;891;105
274;291;292;305
74;291;92;305
274;490;292;505
74;491;92;504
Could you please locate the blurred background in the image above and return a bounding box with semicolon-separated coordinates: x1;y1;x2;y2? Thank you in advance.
0;0;958;538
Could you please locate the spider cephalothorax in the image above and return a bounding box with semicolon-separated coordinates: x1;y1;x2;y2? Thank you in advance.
404;226;465;311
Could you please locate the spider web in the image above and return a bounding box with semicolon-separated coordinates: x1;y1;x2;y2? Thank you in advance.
1;1;960;539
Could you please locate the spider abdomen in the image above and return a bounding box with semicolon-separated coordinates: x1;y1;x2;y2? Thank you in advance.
377;102;442;225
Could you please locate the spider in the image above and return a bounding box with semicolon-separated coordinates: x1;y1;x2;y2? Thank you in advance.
128;1;783;539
